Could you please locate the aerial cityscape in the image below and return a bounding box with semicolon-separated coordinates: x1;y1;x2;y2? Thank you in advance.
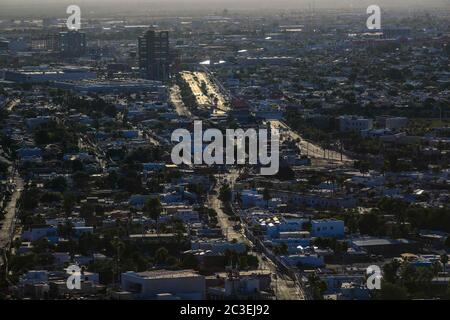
0;0;449;304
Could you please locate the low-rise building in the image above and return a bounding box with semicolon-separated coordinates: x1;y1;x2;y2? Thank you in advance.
121;269;205;300
311;219;345;238
338;115;373;133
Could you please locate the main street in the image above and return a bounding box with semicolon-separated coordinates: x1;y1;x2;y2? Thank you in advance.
0;167;24;269
207;170;305;300
5;99;20;112
169;85;192;118
180;71;229;115
178;70;306;300
269;119;353;167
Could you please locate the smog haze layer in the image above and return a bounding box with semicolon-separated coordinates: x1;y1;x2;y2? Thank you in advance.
1;0;449;18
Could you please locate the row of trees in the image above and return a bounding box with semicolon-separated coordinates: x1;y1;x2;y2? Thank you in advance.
342;198;450;238
375;256;450;299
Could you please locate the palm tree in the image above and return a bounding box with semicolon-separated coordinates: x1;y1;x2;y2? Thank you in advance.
127;207;136;237
144;197;162;234
262;188;271;208
58;221;75;240
111;236;124;286
441;254;449;274
154;247;169;266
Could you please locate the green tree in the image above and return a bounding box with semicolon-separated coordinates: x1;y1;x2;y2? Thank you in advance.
441;254;449;274
63;192;76;215
57;221;75;239
20;187;40;210
40;192;62;203
219;184;232;203
355;160;370;176
44;176;67;192
375;281;408;300
383;260;401;283
154;247;169;265
307;274;327;300
80;203;95;220
358;212;385;236
144;197;162;233
262;188;271;207
72;171;90;190
239;255;249;270
111;236;125;285
180;254;199;269
279;242;288;255
400;264;434;295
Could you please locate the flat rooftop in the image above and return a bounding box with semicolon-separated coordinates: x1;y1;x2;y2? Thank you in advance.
130;270;200;280
353;237;417;247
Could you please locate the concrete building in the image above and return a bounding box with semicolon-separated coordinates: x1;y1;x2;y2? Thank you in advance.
311;219;345;238
207;270;272;299
121;270;205;300
21;225;58;243
376;116;408;130
240;189;266;208
138;29;170;81
59;30;86;57
21;270;49;285
351;237;421;257
4;67;95;84
52;79;163;93
338;116;373;133
281;254;325;267
26;116;55;130
382;28;411;39
191;239;247;254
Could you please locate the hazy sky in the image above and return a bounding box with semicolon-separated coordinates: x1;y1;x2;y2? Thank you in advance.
1;0;449;17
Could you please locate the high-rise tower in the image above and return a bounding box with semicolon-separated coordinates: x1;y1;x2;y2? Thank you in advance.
138;29;170;82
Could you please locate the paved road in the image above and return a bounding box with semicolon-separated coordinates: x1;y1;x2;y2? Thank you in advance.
207;171;241;242
4;99;20;112
180;71;229;116
207;171;305;300
0;171;23;268
269;120;353;166
170;85;192;118
193;71;229;113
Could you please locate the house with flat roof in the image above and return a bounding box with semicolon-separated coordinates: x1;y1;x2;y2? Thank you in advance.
121;269;205;300
311;219;345;238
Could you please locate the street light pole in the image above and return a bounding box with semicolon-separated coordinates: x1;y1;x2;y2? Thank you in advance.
274;273;278;300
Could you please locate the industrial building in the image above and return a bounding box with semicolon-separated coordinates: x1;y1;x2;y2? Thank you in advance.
121;269;205;300
3;66;96;83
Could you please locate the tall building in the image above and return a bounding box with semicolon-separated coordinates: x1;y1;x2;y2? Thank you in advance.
31;34;60;51
138;29;170;81
59;30;86;57
382;28;411;40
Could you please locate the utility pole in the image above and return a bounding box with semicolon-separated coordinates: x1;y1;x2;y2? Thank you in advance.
274;273;278;300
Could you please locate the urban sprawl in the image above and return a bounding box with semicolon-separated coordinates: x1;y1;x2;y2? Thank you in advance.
0;6;450;300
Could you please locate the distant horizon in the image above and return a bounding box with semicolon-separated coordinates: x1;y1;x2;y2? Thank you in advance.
1;0;449;18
